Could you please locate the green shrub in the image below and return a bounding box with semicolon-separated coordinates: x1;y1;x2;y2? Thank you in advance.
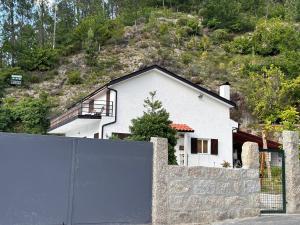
199;35;211;51
268;3;286;19
229;15;255;32
181;53;193;65
45;70;59;80
252;19;300;56
67;70;82;85
17;48;59;71
176;26;193;39
159;34;173;47
158;23;169;35
211;29;230;44
224;35;252;54
177;16;202;36
273;51;300;78
1;94;51;134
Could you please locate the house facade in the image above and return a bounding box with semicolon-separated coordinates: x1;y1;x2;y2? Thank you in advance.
48;65;238;167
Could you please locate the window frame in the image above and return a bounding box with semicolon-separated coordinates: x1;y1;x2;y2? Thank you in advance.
196;138;211;154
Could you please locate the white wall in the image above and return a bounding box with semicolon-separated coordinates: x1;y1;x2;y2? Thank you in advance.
104;69;235;167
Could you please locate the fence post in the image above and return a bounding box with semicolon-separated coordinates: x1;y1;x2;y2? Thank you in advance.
151;137;168;225
283;130;300;214
241;142;259;169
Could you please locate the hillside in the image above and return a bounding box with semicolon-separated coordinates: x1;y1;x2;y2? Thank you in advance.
1;4;300;134
5;13;253;123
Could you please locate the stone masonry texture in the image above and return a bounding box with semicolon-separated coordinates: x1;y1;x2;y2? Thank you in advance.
167;166;260;225
241;142;259;169
151;138;261;225
283;131;300;214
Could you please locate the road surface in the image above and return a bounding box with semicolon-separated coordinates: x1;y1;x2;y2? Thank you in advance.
213;215;300;225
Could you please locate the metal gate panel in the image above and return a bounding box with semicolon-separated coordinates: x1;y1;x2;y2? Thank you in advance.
0;133;73;225
72;138;153;224
0;133;153;225
259;149;286;214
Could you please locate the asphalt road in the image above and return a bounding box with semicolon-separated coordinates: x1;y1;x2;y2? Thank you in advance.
213;215;300;225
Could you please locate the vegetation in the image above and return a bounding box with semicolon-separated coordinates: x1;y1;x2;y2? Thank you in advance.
0;94;51;134
0;0;299;134
67;70;82;85
129;92;177;165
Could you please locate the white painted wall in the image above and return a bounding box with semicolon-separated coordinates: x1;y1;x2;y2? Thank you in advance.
106;69;236;167
63;69;238;167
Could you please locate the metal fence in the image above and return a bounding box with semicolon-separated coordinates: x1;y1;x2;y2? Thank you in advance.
0;132;153;225
259;149;286;213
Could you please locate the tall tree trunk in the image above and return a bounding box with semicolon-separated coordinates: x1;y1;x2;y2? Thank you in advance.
9;0;16;66
52;4;57;49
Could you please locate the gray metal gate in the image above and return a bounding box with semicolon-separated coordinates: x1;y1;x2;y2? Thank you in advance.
0;132;153;225
259;149;286;213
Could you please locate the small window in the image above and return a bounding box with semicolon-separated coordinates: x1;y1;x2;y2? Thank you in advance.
197;139;209;154
179;145;184;151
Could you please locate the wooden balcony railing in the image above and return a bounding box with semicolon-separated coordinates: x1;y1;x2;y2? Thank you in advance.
50;100;113;130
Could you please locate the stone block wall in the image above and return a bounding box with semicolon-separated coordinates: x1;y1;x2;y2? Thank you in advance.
283;131;300;213
167;166;260;224
151;138;260;225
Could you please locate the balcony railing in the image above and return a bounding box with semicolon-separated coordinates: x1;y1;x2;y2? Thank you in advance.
50;100;113;130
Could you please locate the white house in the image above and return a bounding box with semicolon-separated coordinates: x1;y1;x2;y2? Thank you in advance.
48;65;238;167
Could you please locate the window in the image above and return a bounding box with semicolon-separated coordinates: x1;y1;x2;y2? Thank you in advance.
191;138;218;155
197;139;208;154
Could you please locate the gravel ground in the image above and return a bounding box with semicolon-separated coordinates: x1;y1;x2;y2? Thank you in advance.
213;214;300;225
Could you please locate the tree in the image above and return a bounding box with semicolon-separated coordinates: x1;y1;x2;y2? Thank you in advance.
244;65;298;179
129;91;177;164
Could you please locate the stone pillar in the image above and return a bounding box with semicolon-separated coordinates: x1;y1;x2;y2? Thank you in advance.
283;130;300;213
151;137;168;225
241;142;259;169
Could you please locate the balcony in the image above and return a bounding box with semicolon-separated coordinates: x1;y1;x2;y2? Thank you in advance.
49;100;113;131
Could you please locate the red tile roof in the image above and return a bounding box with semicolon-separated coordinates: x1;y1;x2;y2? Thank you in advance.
170;123;194;132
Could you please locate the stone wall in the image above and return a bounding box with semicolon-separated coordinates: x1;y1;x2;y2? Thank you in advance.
167;166;260;224
151;138;260;225
283;131;300;213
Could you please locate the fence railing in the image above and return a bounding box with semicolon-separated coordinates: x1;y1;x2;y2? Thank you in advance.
50;100;113;129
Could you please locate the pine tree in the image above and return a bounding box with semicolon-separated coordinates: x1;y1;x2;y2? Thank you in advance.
129;91;177;165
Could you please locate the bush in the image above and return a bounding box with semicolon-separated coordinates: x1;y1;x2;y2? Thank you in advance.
252;19;300;56
177;16;202;36
181;53;193;65
229;15;255;32
211;29;231;44
17;48;59;71
159;33;173;47
224;35;252;54
199;35;211;51
1;94;51;134
158;23;169;35
273;51;300;78
67;70;82;85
